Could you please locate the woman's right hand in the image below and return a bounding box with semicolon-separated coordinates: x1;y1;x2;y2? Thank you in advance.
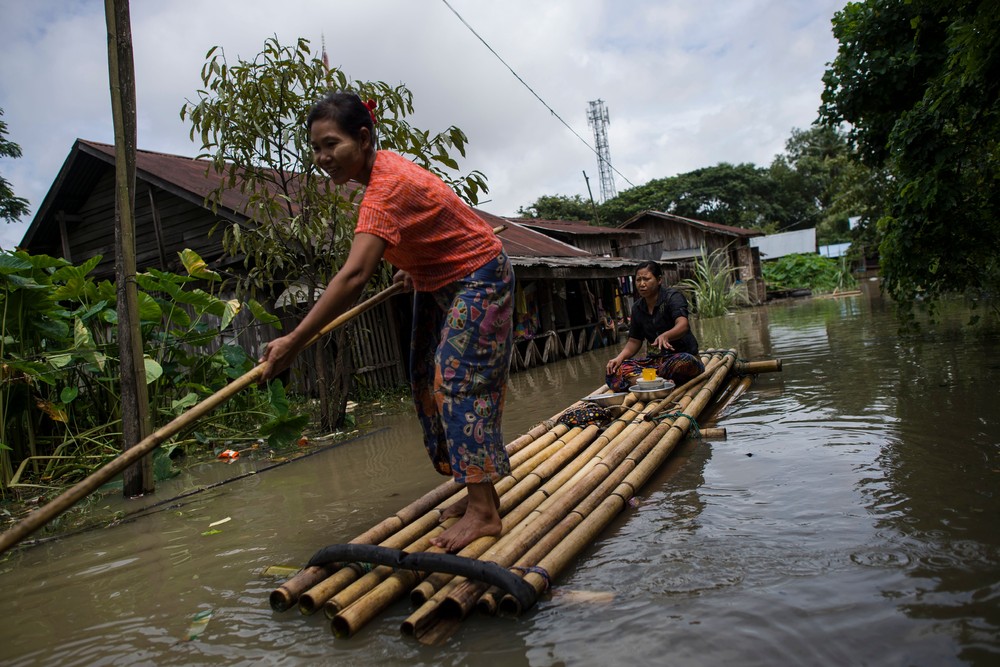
259;334;303;382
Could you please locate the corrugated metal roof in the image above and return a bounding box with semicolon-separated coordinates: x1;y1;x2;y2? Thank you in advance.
620;210;763;238
511;218;642;237
474;211;592;258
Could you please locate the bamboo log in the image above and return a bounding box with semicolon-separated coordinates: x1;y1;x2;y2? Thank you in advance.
735;358;782;374
322;524;446;618
702;375;754;425
315;412;592;615
280;406;574;611
299;510;444;615
331;568;423;638
442;393;699;621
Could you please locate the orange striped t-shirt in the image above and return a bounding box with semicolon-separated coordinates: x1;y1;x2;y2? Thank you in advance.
355;151;502;292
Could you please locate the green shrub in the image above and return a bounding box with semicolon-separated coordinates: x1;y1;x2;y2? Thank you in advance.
0;249;302;495
761;253;857;293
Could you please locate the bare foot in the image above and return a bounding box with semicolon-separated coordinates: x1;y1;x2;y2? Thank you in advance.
430;482;502;552
437;484;499;523
438;496;468;523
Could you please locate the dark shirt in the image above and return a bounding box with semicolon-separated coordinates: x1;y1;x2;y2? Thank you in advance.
628;287;698;356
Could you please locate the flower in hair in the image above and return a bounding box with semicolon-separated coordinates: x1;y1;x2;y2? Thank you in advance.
364;99;377;125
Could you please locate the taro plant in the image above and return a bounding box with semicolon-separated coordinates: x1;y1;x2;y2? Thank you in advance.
680;247;748;318
0;247;300;496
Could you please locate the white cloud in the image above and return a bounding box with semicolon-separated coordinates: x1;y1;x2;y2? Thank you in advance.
0;0;843;249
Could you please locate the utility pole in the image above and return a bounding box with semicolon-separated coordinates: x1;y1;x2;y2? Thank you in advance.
587;99;616;202
105;0;153;496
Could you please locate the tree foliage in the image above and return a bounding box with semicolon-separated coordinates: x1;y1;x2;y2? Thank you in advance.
516;194;593;221
518;126;876;246
0;108;30;225
820;0;1000;320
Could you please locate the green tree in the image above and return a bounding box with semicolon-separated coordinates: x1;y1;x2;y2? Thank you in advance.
598;162;780;230
181;37;489;429
768;124;882;246
516;194;594;221
820;0;1000;320
0;108;30;224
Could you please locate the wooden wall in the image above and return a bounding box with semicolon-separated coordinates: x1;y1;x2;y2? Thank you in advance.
59;172;227;278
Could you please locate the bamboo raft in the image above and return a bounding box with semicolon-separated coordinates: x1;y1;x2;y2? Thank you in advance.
270;348;781;644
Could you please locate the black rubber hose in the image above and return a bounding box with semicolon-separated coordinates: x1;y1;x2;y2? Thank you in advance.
307;543;537;612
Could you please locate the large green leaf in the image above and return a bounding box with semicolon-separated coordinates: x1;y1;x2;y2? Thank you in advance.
248;299;281;327
259;413;309;449
20;252;72;271
33;317;71;342
178;248;221;281
0;253;34;274
137;292;163;322
219;299;241;330
267;379;290;417
144;357;163;383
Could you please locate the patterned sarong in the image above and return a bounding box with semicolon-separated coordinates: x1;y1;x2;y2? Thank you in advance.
410;252;514;484
605;351;704;393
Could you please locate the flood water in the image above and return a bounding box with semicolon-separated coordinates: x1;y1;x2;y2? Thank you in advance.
1;281;998;666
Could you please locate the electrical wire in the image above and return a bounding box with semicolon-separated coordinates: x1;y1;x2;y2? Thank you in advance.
439;0;635;189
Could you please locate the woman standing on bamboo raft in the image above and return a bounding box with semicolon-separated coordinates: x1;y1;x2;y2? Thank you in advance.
605;261;704;391
260;92;514;552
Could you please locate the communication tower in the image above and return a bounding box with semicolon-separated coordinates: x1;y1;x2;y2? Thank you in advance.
587;99;616;202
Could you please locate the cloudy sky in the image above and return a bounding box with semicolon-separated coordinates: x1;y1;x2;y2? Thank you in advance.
0;0;845;250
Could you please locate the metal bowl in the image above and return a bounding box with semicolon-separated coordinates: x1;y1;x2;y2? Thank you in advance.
581;392;628;407
636;378;666;390
628;381;675;400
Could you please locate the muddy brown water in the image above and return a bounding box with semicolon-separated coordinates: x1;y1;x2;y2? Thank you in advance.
1;281;998;666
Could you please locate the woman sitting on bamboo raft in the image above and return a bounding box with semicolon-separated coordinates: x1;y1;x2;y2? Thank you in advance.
605;261;704;392
260;92;514;552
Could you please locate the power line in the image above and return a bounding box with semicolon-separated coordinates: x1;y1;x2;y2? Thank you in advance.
439;0;635;190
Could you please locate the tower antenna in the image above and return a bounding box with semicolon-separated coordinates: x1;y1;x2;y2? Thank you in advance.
586;99;616;202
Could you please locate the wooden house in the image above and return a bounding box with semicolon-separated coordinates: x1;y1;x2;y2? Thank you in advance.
618;210;767;304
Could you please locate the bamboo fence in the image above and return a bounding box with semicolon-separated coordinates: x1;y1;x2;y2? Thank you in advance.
269;348;781;644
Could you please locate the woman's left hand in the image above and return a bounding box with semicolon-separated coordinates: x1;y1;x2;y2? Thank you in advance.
653;332;675;352
393;270;414;292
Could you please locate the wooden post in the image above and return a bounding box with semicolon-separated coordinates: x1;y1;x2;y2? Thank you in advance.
106;0;153;496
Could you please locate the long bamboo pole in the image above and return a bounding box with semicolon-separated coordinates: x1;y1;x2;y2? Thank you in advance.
1;225;509;557
0;282;406;556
